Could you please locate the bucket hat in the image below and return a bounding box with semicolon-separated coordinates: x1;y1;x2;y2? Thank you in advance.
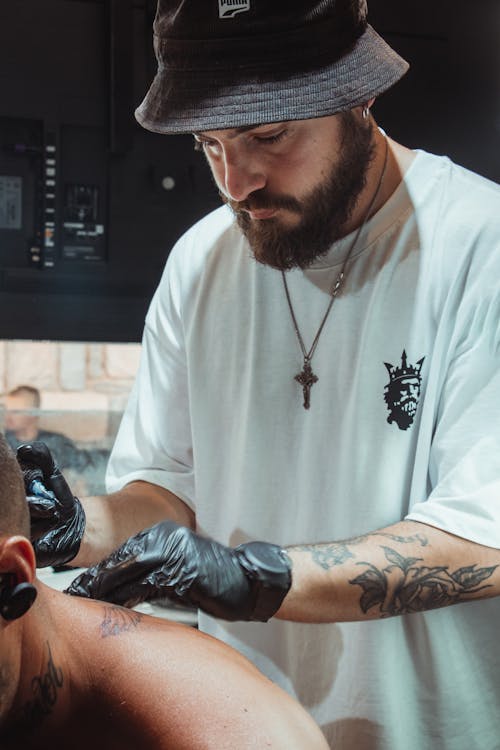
135;0;409;134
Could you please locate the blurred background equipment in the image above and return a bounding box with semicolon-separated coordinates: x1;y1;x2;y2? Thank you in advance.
0;0;498;345
0;0;220;343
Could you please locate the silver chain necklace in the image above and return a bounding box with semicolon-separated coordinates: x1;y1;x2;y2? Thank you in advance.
282;135;389;409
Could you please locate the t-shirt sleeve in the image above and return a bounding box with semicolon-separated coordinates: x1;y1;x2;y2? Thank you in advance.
105;247;195;510
406;288;500;548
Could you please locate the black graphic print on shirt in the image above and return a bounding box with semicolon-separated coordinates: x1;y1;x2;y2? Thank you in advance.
384;350;425;431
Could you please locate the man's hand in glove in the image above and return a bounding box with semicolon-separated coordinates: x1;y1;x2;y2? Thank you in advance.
66;520;292;622
17;441;86;568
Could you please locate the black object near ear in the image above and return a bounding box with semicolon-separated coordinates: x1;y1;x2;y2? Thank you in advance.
0;575;37;621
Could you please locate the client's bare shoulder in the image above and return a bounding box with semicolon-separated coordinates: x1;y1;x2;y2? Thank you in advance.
60;592;328;749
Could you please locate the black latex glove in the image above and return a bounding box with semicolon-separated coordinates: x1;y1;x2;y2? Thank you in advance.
17;441;86;568
66;520;292;622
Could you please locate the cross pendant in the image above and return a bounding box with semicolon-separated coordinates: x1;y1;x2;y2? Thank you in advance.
294;359;318;410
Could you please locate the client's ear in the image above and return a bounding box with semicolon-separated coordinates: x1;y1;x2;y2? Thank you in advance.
0;537;37;621
0;536;36;584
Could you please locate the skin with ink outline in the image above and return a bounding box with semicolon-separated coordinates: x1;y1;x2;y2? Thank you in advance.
294;543;355;570
281;520;500;624
100;605;143;638
351;546;498;617
12;642;63;734
294;531;429;571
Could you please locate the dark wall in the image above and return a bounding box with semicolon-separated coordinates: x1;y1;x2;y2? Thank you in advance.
0;1;498;342
0;0;219;342
369;0;500;181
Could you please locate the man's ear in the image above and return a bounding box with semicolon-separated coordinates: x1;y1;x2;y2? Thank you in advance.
0;536;36;585
356;97;377;117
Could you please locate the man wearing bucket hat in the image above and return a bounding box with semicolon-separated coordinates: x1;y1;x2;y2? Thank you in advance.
20;1;500;747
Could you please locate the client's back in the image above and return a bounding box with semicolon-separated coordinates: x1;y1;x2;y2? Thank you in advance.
0;435;328;749
38;590;329;749
4;586;328;749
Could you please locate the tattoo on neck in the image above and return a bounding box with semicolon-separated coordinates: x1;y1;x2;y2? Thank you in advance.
100;605;143;638
351;546;498;616
18;642;64;732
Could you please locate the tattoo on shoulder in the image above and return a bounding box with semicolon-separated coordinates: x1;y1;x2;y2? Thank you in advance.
350;545;498;617
100;605;144;638
15;641;64;734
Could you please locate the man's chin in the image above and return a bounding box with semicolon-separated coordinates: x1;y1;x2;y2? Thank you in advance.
248;239;318;271
237;218;331;270
235;222;289;269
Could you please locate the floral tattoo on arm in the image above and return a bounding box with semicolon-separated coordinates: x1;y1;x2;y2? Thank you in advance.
350;546;498;616
295;530;497;616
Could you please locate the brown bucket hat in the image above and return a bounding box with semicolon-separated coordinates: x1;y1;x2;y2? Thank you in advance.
135;0;409;134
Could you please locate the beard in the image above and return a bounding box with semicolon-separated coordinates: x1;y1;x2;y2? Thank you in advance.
222;111;375;270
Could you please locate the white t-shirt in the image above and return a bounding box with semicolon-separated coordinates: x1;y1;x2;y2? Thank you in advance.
107;151;500;749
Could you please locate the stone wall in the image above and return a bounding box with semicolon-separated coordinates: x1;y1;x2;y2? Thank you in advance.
0;340;141;443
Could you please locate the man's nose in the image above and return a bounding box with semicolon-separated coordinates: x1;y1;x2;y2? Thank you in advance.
220;151;266;203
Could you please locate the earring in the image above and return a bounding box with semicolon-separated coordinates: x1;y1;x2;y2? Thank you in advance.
362;105;370;120
0;574;37;621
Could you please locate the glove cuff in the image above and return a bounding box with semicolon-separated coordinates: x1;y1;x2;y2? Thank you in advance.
236;542;292;622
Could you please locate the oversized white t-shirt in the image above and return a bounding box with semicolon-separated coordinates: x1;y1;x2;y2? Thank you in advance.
107;151;500;749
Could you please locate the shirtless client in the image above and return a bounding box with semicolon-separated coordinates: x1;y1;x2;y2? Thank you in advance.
0;435;327;749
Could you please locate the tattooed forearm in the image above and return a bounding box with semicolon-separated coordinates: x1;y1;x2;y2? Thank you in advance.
294;543;354;570
100;605;143;638
351;531;429;547
294;531;428;571
350;546;498;617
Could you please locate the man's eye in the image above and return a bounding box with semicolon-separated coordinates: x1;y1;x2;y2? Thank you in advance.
255;130;287;145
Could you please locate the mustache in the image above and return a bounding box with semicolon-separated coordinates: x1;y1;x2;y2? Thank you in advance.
221;189;302;214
